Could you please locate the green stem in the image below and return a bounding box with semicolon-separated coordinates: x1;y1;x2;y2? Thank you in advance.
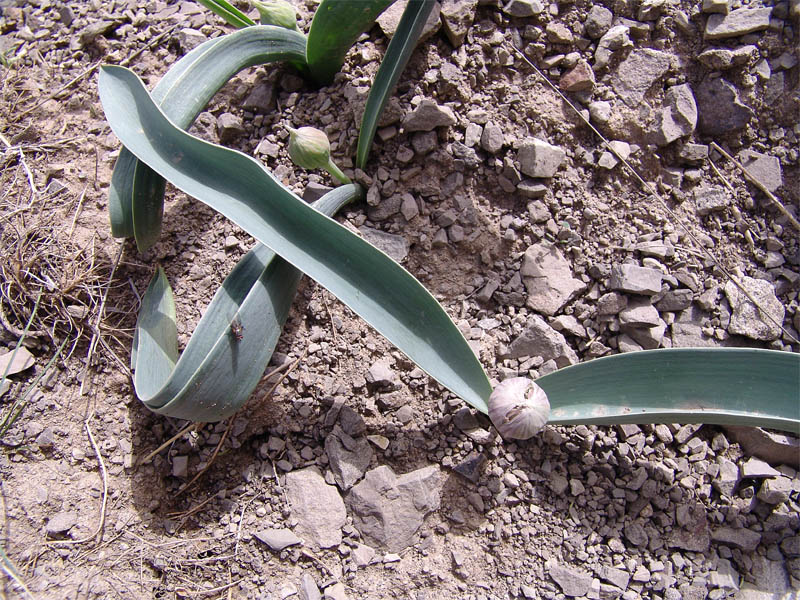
325;158;351;185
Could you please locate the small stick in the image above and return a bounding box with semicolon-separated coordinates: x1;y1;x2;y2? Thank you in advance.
138;421;202;466
175;418;234;497
510;45;798;344
46;416;108;546
707;158;736;195
709;141;800;232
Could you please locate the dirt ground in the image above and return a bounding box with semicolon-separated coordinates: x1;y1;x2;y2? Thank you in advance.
0;0;798;599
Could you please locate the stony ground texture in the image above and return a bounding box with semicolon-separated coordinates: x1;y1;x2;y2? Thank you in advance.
0;0;798;599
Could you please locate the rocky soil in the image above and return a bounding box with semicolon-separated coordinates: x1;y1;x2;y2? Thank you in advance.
0;0;798;599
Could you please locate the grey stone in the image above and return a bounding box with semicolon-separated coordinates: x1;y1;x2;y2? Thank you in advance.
597;291;628;315
520;242;587;316
254;528;302;551
551;315;587;338
452;452;486;483
671;322;717;347
411;131;438;155
679;143;709;165
609;264;663;295
709;558;739;591
713;458;740;496
285;467;346;549
242;80;275;113
655;84;697;146
697;45;757;70
741;458;780;479
724;427;800;468
464;122;482;147
624;522;649;547
480;121;505;154
78;20;117;45
377;0;440;40
325;427;373;491
742;555;792;596
594;25;632;70
503;0;544;18
702;0;729;14
638;0;665;21
299;573;322;600
172;455;188;478
736;150;783;193
322;582;348;600
366;360;397;389
338;406;366;437
0;346;34;375
358;226;409;263
655;289;693;311
46;511;78;536
757;476;792;504
711;526;761;552
560;59;595;92
505;315;579;367
520;182;549;200
440;0;478;47
620;297;661;328
611;49;673;107
598;140;631;170
695;185;729;216
589;100;612;125
704;7;771;40
669;502;710;552
724;277;784;341
598;565;630;590
346;465;443;552
584;5;613;38
781;536;800;557
518;138;566;178
402;99;456;132
216;112;245;144
696;77;754;136
547;561;593;597
351;543;377;568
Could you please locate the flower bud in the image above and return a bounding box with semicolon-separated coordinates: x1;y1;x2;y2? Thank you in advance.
253;0;299;31
287;126;331;170
488;377;550;439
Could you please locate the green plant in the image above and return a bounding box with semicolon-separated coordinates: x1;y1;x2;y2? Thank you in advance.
100;1;799;434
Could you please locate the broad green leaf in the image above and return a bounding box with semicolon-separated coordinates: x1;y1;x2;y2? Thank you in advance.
306;0;395;86
133;188;358;421
195;0;256;28
538;348;800;433
356;0;433;170
99;65;493;414
108;26;307;249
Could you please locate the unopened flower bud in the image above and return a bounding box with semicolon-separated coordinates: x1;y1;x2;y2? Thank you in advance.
287;126;351;185
253;0;299;31
488;377;550;439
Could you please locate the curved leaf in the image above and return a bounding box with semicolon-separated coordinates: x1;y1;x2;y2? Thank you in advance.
356;0;433;170
538;348;800;433
99;65;493;414
306;0;395;86
134;188;358;421
108;26;307;249
196;0;256;28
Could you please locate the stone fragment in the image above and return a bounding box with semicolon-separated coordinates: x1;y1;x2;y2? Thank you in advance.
669;502;710;552
702;0;729;14
216;113;245;144
709;559;739;591
679;143;709;165
619;297;660;328
520;242;587;316
366;360;397;389
609;264;663;295
46;511;78;536
655;289;693;312
584;5;613;38
503;0;544;18
505;315;579;367
741;458;780;479
713;458;740;496
594;25;632;69
757;476;792;504
638;0;665;21
611;49;673;107
671;322;717;347
0;346;34;375
654;83;697;146
346;465;443;552
597;292;628;315
452;452;486;483
624;522;648;547
598;140;631;169
724;277;784;341
325;427;373;491
781;536;800;557
736;150;783;193
358;226;409;263
695;77;754;136
598;566;630;590
560;59;595;92
440;0;478;47
411;131;437;155
520;182;549;200
548;561;593;597
551;315;587;338
254;528;302;551
694;185;729;216
242;80;275;113
300;573;322;600
546;22;573;44
705;7;771;40
285;468;346;549
351;543;377;568
724;427;800;468
172;455;188;478
377;0;440;40
480;121;504;154
697;45;757;70
402;99;456;132
711;526;761;552
517;138;566;178
322;582;348;600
